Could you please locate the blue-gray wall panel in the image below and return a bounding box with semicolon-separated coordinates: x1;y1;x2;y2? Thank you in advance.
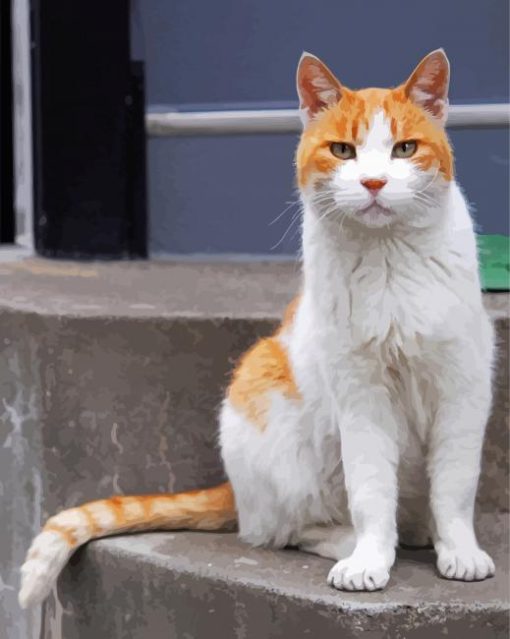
148;134;299;256
133;0;509;254
133;0;508;106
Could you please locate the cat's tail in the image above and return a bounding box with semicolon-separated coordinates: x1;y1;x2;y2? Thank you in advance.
18;481;236;609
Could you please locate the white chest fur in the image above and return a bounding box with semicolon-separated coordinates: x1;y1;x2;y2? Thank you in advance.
300;181;483;355
290;181;487;463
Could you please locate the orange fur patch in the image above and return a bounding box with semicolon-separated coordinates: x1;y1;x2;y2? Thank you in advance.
81;505;101;536
116;483;237;531
172;481;236;528
228;300;301;431
45;483;237;545
43;523;78;547
106;496;125;525
296;86;453;187
280;295;301;332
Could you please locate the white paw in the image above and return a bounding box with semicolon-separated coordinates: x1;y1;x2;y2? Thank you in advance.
436;545;495;581
327;555;391;591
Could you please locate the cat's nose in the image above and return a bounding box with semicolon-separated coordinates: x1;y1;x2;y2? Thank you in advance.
360;178;387;195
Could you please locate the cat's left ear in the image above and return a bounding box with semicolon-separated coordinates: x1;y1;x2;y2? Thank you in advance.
296;52;343;126
404;49;450;126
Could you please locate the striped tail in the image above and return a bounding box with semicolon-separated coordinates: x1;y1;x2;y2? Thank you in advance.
19;482;236;608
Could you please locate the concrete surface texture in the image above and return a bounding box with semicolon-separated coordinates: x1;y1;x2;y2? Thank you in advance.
47;513;509;639
0;258;508;638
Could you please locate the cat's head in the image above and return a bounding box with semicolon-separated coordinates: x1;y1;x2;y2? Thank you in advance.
296;50;453;229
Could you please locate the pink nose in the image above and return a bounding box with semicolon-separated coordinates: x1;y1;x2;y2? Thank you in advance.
361;178;387;194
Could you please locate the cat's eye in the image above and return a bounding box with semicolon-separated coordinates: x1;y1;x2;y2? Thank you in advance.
392;140;417;159
330;142;356;160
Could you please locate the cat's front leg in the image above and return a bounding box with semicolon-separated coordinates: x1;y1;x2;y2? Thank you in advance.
328;383;399;591
429;350;495;582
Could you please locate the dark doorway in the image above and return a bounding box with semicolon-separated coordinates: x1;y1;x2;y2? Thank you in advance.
31;0;147;259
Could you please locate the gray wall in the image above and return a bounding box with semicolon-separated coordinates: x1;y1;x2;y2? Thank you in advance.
131;0;509;255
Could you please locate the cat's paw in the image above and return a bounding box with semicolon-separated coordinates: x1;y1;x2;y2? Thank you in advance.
436;544;495;581
327;555;391;591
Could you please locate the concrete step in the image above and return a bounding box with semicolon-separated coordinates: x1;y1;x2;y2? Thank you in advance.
43;513;509;638
0;258;508;639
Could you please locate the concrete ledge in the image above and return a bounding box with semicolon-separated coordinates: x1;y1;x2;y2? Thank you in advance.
0;259;508;638
46;513;509;638
1;257;507;319
0;258;298;318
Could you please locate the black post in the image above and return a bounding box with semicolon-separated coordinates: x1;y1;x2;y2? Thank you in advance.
31;0;147;259
0;0;15;244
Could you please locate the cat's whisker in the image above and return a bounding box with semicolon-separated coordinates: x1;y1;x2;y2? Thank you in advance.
269;199;300;226
312;195;337;208
413;193;436;209
414;167;440;196
289;222;303;246
270;210;302;250
316;204;341;223
337;211;348;235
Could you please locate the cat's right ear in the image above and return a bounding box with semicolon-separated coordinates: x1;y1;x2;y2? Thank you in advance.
296;53;343;126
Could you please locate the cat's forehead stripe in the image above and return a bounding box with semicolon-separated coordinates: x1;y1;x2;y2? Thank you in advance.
361;111;393;150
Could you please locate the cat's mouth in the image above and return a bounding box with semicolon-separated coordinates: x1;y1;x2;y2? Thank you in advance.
357;202;393;217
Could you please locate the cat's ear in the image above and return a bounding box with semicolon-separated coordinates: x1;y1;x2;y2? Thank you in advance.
404;49;450;126
296;52;343;126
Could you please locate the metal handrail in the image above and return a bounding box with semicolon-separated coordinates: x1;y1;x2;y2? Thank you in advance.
147;103;510;137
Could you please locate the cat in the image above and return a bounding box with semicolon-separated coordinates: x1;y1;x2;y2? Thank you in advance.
19;48;495;607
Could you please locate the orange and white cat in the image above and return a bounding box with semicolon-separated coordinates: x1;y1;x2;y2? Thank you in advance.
19;49;495;607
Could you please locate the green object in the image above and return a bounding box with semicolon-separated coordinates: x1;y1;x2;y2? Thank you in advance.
478;234;510;291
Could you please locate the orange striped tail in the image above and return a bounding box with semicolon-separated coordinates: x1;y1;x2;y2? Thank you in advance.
19;482;236;608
